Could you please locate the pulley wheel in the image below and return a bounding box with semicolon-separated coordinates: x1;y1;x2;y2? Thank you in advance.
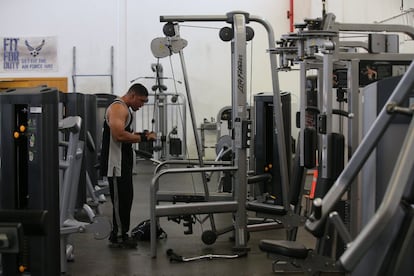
201;230;217;245
215;135;232;155
219;26;233;42
163;22;176;37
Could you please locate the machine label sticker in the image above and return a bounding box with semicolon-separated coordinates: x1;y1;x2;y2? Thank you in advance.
1;36;58;72
30;107;42;114
28;151;34;162
29;134;35;147
237;54;245;94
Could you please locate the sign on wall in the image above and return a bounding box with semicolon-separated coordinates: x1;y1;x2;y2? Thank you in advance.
1;36;58;72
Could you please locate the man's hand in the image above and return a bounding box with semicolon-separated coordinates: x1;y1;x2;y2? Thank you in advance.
145;131;157;141
135;130;157;142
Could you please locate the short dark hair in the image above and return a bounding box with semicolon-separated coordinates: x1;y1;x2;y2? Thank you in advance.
128;83;148;97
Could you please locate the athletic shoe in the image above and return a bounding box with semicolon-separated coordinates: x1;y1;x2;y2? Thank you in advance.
108;233;137;249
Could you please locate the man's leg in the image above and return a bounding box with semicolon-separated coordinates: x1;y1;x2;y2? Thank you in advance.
117;171;134;239
108;177;122;243
108;172;136;248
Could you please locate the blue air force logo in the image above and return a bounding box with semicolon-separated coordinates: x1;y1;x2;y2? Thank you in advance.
25;39;45;57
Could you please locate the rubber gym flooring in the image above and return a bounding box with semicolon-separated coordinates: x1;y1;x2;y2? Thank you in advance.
66;160;315;276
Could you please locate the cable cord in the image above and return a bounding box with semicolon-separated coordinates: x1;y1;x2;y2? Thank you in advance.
167;54;199;194
151;58;162;133
167;48;211;233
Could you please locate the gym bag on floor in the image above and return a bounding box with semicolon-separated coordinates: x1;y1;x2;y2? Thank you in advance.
131;219;167;241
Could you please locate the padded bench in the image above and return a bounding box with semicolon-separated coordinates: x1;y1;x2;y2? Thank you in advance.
259;239;309;259
246;201;287;216
259;239;342;275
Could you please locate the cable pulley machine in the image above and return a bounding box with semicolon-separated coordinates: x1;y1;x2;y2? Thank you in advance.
149;11;289;258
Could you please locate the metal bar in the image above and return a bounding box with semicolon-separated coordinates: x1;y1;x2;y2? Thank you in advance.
389;204;414;275
71;46;114;93
181;98;187;157
346;59;360;159
178;41;210;199
231;13;248;250
72;74;112;77
339;41;368;51
337;22;414;39
156;192;233;202
320;53;333;178
337;53;414;61
154;159;231;174
250;14;290;211
329;211;352;244
110;46;114;94
155;201;238;217
60;130;81;225
377;8;414;23
152;166;238;186
347;59;361;237
299;61;306;166
72;46;76;92
247;222;283;232
150;165;238;257
160;15;228;22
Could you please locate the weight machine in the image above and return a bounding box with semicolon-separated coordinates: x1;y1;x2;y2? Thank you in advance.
59;92;105;213
132;63;187;160
259;11;414;275
58;115;111;273
0;87;61;276
149;11;290;258
0;88;111;275
272;11;414;239
261;60;414;276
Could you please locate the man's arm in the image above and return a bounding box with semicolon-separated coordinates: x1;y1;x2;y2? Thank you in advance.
107;103;141;143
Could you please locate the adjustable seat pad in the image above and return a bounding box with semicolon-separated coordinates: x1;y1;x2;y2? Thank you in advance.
246;201;287;216
259;240;309;259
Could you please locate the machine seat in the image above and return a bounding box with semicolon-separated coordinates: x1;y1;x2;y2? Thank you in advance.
259;239;309;259
246;201;287;216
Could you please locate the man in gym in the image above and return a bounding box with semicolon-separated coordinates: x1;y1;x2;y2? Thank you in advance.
100;83;156;248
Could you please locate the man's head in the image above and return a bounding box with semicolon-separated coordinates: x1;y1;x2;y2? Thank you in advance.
126;83;149;111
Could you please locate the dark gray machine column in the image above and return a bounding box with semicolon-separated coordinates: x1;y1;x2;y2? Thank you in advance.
59;92;87;208
84;94;98;189
254;92;292;202
351;75;414;275
0;87;60;276
59;92;99;207
361;75;414;225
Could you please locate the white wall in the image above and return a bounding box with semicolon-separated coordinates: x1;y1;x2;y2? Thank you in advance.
3;0;413;156
1;0;306;157
0;0;301;94
1;0;121;91
310;0;414;23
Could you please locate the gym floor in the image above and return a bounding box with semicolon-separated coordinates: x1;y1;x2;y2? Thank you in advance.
66;160;315;276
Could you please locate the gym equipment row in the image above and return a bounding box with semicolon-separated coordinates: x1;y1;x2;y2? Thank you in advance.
260;60;414;276
259;11;414;275
58;115;110;273
0;88;114;275
0;88;61;275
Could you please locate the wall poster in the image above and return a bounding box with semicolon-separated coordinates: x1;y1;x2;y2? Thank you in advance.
1;36;58;72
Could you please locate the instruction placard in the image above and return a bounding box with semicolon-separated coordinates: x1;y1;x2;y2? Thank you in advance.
1;36;58;72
